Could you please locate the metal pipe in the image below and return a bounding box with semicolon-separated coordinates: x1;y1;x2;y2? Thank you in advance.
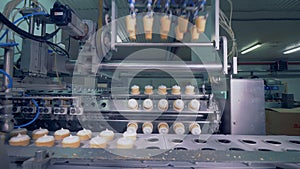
221;36;228;74
214;0;220;50
114;42;213;47
3;45;14;92
98;0;103;28
98;62;223;71
41;21;46;36
12;96;79;100
111;0;116;50
67;61;223;72
29;16;35;34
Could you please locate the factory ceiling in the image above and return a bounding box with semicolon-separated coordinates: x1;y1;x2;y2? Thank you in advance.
59;0;300;62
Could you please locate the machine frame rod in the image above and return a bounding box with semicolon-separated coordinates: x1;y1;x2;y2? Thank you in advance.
114;42;213;47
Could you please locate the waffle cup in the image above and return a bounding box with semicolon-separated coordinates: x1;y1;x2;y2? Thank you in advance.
10;128;27;137
35;140;55;147
126;15;137;40
158;99;169;111
62;141;80;148
62;136;81;148
178;16;189;33
54;133;70;141
128;99;138;110
158;86;167;95
89;136;108;148
129;31;136;41
117;137;134;149
173;122;185;135
143;15;154;40
127;122;138;133
172;85;181;95
160;15;171;40
90;142;107;148
35;136;55;147
158;122;169;134
123;131;137;141
173;99;184;112
77;133;92;141
189;122;201;135
117;142;134;149
33;132;49;140
142;122;153;134
185;85;195;95
144;85;154;95
9;139;30;146
175;26;184;41
131;85;140;95
32;128;49;140
191;25;200;41
195;16;207;33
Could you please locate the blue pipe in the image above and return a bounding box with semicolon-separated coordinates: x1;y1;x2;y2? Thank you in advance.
171;0;176;5
128;0;135;7
188;0;195;6
14;94;40;128
0;69;13;89
183;0;188;7
157;0;161;6
201;0;207;7
0;12;47;42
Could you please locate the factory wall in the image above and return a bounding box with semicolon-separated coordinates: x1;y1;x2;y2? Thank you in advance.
239;64;300;101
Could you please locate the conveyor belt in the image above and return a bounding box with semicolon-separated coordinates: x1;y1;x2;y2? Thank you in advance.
4;134;300;168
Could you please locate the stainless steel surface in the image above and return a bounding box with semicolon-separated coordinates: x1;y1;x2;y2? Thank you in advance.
0;114;14;133
5;134;300;152
12;96;79;100
213;0;220;50
111;0;116;50
221;36;228;74
3;44;14;91
4;134;300;169
227;79;266;135
20;39;48;75
1;44;14;132
98;62;223;71
29;14;35;34
233;56;238;74
35;150;47;161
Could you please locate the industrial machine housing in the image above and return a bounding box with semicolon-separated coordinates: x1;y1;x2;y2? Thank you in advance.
0;0;299;169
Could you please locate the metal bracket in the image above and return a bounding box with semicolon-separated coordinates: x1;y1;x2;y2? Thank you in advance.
221;36;228;74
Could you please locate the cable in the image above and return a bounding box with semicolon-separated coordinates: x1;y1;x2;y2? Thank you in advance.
0;12;47;41
0;69;13;89
14;12;46;24
0;11;67;58
0;11;66;57
12;19;27;54
0;0;23;33
219;0;237;58
0;12;54;42
46;41;69;57
14;96;40;128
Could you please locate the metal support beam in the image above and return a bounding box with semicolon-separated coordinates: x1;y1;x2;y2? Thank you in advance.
3;44;14;91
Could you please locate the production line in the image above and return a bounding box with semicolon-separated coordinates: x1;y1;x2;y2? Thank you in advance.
0;0;299;168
